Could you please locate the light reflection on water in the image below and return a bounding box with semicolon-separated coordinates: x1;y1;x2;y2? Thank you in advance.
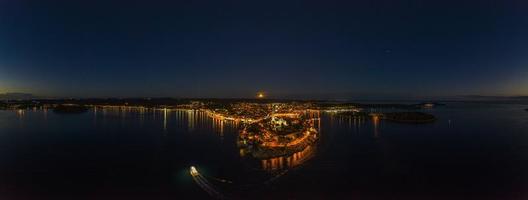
261;145;317;171
87;107;243;135
4;103;528;198
9;107;379;173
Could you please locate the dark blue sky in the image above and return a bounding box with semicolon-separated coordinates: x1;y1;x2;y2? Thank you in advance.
1;0;527;99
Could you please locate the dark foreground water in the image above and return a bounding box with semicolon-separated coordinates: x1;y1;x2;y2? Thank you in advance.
1;102;528;200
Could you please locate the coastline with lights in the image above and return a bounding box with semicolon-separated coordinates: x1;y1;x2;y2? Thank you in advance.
0;94;440;125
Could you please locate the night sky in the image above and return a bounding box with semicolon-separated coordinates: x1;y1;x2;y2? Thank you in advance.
1;0;527;99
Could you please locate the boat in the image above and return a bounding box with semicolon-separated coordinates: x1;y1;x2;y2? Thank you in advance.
190;166;198;176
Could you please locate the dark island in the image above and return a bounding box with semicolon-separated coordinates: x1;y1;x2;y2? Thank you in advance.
525;108;528;112
383;112;436;123
53;104;89;114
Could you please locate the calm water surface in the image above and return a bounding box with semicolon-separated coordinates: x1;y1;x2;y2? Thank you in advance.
1;103;528;199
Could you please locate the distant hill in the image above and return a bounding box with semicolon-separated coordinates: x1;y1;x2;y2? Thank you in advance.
0;93;36;100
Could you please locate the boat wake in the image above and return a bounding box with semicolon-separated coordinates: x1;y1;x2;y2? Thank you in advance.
189;165;294;199
190;166;226;199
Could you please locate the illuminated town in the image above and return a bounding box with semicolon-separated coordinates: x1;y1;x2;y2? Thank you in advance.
0;96;439;125
0;95;439;171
